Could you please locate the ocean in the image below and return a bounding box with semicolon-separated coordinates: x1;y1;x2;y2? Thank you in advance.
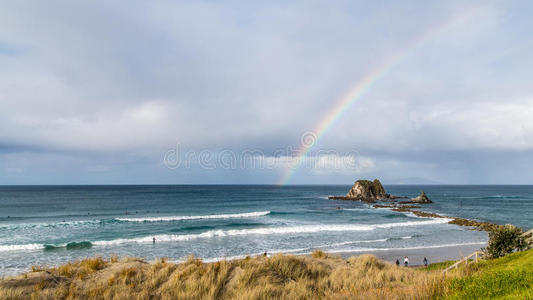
0;185;531;275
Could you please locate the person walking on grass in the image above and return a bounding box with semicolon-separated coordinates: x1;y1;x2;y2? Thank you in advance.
423;257;428;267
404;256;409;267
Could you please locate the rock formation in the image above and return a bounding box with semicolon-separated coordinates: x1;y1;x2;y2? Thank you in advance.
328;178;414;203
410;191;432;203
345;179;387;201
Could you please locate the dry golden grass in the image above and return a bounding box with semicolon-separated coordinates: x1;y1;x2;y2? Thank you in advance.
0;251;450;300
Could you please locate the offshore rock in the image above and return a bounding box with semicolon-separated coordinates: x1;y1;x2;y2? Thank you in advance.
410;191;432;203
345;179;387;202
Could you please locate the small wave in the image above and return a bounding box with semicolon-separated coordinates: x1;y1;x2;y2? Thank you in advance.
387;235;416;241
327;238;388;247
458;195;525;200
1;241;94;252
115;211;271;222
43;241;94;251
65;241;93;250
350;206;427;219
326;242;487;254
343;207;381;212
174;225;216;232
0;219;104;230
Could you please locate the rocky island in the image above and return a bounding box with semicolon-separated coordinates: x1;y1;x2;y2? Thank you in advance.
328;179;434;204
328;179;407;202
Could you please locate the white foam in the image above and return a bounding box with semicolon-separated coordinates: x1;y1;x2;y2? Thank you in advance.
92;219;449;246
344;206;434;220
0;244;43;252
115;211;271;222
329;238;389;247
326;242;487;254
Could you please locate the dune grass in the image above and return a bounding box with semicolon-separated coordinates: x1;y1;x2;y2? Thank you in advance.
0;250;446;300
1;249;531;299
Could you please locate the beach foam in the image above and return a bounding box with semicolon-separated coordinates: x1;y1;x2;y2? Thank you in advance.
115;211;271;222
0;244;43;252
326;241;487;254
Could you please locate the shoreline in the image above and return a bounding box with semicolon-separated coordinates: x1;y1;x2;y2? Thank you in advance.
2;242;487;279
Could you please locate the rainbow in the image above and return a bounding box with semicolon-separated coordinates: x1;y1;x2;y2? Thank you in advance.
278;7;480;185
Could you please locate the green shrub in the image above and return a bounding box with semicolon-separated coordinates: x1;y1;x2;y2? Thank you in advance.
485;224;529;259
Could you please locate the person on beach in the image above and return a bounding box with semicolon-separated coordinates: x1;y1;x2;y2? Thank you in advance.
153;237;156;245
395;259;400;266
404;256;409;267
423;257;428;267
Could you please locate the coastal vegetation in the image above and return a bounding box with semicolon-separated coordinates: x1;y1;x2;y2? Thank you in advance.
1;248;532;299
485;224;530;258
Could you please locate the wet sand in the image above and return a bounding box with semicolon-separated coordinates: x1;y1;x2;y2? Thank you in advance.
335;243;486;266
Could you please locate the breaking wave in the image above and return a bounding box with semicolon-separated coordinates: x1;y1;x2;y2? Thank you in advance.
44;241;93;251
115;211;271;222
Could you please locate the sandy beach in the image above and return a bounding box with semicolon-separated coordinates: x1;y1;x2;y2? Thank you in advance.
336;243;486;266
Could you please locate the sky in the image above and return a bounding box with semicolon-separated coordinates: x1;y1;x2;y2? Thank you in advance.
1;0;533;185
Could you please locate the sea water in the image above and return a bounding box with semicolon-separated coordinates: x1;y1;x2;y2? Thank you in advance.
0;185;531;275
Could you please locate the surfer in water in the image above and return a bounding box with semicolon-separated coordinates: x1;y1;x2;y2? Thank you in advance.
153;237;156;245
